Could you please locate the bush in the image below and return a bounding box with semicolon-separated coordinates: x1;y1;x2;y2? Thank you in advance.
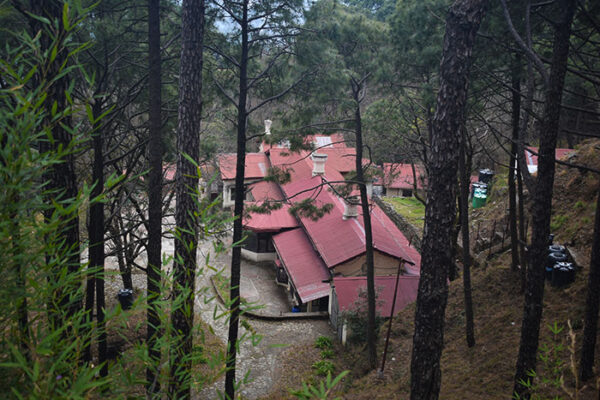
341;287;385;344
320;349;335;359
312;360;335;376
315;336;333;350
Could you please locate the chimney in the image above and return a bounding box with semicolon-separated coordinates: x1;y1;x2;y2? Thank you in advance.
264;119;272;135
366;180;373;198
311;153;328;176
343;195;360;220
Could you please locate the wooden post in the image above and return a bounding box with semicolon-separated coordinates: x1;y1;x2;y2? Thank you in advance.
378;261;404;377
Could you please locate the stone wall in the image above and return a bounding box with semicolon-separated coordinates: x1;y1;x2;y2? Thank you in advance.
374;196;422;252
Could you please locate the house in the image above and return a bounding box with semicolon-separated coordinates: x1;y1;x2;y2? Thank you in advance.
216;126;421;317
329;275;420;344
525;147;574;174
382;163;426;197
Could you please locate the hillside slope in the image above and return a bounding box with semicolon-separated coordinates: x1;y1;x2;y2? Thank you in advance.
338;140;600;399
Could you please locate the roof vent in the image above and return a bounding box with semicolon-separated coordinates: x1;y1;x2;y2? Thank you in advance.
264;119;272;135
343;195;360;220
312;153;328;176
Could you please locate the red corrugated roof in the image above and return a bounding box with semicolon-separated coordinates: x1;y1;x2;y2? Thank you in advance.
272;228;331;303
243;203;298;232
383;163;425;190
269;148;417;268
525;147;574;168
218;153;269;180
334;275;419;316
248;180;284;201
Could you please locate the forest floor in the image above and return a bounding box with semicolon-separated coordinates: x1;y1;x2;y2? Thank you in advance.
317;139;600;399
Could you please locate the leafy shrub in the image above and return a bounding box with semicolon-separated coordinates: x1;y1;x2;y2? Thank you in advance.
315;336;333;350
290;371;349;400
320;349;334;359
312;360;335;376
341;287;385;344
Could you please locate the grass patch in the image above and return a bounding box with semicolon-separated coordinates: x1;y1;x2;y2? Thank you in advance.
383;196;425;228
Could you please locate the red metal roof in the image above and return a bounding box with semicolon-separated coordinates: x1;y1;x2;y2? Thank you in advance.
218;153;270;180
333;275;419;316
248;180;284;201
272;228;331;303
383;163;426;190
243;203;298;232
269;148;417;268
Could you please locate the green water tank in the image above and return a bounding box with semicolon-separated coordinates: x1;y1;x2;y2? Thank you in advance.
472;184;488;209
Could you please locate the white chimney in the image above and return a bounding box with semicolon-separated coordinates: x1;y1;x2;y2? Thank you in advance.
312;153;328;176
264;119;272;135
366;180;373;198
343;196;360;220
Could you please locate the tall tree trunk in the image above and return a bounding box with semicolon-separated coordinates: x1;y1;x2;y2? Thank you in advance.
29;0;82;329
410;1;486;399
88;100;108;376
579;185;600;381
509;54;521;273
352;81;377;370
146;0;163;394
460;126;475;348
517;163;527;293
513;1;575;397
169;0;204;398
225;3;249;397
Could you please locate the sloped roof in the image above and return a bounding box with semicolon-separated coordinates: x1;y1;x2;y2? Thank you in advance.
243;202;298;232
248;180;284;201
333;275;419;316
383;163;425;190
218;153;269;180
269;148;417;268
272;228;331;303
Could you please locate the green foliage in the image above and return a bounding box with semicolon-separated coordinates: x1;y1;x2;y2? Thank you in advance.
290;371;349;400
320;349;335;359
290;198;335;221
0;6;255;397
514;322;581;400
341;288;385;344
312;360;336;376
551;214;568;231
315;336;333;350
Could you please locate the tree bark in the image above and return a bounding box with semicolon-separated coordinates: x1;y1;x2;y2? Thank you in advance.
225;2;249;397
579;185;600;381
460;126;475;348
410;1;486;399
89;100;108;376
146;0;163;395
509;54;521;273
29;0;82;328
352;81;377;370
169;0;204;398
513;1;575;397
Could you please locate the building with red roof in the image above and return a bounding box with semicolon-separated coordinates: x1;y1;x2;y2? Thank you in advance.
382;163;426;197
329;275;419;344
216;129;421;317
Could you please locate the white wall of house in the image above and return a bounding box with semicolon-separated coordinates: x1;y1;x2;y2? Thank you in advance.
241;248;278;262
